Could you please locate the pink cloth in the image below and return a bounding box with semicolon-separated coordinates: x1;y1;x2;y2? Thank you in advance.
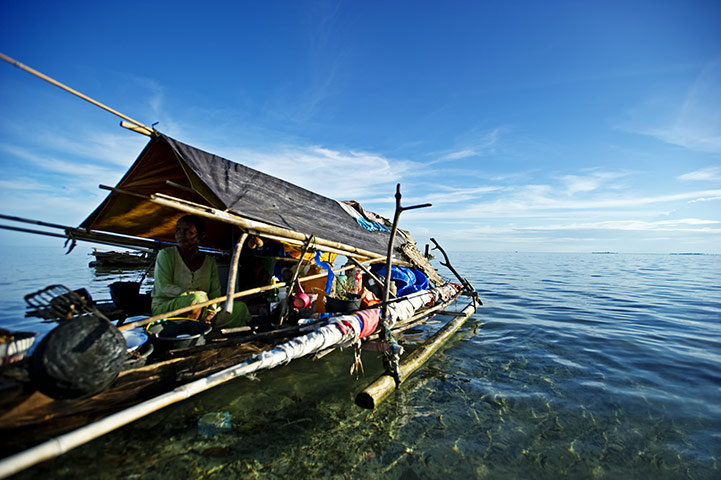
356;308;381;338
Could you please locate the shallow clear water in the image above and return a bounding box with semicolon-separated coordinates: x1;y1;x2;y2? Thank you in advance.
1;248;720;479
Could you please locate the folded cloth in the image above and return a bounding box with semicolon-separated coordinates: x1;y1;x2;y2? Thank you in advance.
337;201;390;232
355;308;381;338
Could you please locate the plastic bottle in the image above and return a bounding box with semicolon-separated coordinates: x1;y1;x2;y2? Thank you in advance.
336;273;347;296
267;276;280;313
197;411;232;437
353;268;363;294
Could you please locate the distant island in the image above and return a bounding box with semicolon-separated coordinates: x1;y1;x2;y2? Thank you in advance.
592;251;618;254
669;253;705;256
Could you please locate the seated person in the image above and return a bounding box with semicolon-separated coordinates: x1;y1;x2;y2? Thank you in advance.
151;215;250;329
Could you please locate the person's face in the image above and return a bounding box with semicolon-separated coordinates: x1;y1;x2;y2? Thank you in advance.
175;220;200;250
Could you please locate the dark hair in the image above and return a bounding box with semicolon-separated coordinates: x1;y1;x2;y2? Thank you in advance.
177;215;206;236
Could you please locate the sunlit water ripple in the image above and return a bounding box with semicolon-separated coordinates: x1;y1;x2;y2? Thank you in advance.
2;248;720;479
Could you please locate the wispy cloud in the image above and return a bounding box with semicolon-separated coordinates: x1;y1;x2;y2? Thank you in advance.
407;185;502;206
0;143;124;182
409;186;721;221
0;178;53;191
621;57;721;152
438;128;503;162
448;218;720;235
558;170;630;195
521;218;720;232
679;166;721;181
688;196;721;203
0;186;107;225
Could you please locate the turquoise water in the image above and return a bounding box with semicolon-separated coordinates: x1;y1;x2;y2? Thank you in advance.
1;247;720;479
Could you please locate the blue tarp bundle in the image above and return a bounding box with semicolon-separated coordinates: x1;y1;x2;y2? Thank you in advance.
372;265;429;296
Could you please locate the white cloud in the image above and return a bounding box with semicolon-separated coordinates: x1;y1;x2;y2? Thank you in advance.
0;143;124;182
407;185;502;205
560;175;601;194
623;58;721;153
0;188;107;226
440;149;478;161
0;178;51;191
407;186;721;221
441;219;721;251
438;128;503;162
688;196;721;203
559;170;630;195
521;218;720;232
216;144;420;201
679;166;721;182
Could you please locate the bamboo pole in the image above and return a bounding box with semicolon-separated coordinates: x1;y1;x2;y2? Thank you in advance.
0;285;467;477
224;232;248;315
0;213;167;251
279;235;314;325
96;184;392;261
365;290;462;340
0;224;69;240
119;120;153;136
253;231;376;259
150;192;389;260
0;221;162;251
0;52;155;137
0;342;277;479
355;299;478;409
0;213;75;232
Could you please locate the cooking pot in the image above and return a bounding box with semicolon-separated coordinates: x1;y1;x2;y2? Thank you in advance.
146;318;211;352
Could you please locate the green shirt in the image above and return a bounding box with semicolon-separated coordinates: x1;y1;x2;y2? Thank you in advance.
151;247;221;313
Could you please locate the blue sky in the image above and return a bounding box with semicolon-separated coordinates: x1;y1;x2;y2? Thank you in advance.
1;0;720;253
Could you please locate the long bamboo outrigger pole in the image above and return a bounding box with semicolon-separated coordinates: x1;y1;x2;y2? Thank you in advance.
0;214;164;251
0;52;155;137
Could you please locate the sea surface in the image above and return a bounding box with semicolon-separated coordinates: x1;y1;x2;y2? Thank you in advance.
1;246;720;479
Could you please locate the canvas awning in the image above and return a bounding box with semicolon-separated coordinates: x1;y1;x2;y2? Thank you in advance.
80;134;398;256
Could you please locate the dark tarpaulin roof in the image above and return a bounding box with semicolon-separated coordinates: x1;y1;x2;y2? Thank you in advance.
80;134;398;255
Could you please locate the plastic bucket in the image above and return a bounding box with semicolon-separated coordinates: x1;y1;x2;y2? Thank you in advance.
109;282;151;314
324;295;361;313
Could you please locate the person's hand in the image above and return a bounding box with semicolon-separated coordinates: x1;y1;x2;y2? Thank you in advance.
247;235;264;249
204;311;217;325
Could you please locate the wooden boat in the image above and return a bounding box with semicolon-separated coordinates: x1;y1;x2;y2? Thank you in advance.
0;53;480;478
88;248;153;268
